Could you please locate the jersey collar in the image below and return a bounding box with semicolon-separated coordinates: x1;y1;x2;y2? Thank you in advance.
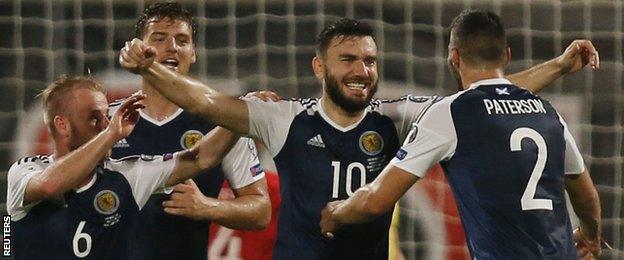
317;98;367;132
468;78;513;90
139;108;184;127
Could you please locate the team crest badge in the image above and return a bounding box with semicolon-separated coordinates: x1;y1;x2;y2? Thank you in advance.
93;190;119;215
359;131;384;156
180;130;204;149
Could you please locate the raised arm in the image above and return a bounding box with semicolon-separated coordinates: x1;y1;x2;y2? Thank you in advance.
23;95;144;205
565;169;602;257
507;39;599;93
119;38;250;134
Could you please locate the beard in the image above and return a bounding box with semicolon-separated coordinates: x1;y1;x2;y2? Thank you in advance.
324;70;378;113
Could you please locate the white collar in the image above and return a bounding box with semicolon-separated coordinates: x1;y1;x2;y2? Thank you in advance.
139;108;184;127
317;98;367;132
468;78;513;90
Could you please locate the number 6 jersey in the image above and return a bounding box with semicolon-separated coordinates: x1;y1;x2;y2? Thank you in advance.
7;154;176;259
390;78;585;259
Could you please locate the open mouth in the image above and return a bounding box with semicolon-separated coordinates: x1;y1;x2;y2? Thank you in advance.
160;59;179;70
345;82;368;91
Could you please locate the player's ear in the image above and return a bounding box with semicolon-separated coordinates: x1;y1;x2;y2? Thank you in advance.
449;48;460;69
190;43;197;64
53;115;71;137
503;47;511;67
312;56;324;80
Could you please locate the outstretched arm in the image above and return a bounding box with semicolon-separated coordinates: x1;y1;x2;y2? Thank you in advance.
507;39;599;93
119;38;250;134
565;169;602;258
24;95;144;204
320;165;419;238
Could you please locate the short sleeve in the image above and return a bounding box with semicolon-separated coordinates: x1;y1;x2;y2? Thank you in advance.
221;138;265;189
244;98;305;156
104;153;177;208
6;159;45;221
389;97;457;178
373;95;440;142
558;114;585;175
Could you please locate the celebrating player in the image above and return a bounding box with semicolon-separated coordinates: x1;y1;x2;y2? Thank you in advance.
119;17;598;258
320;10;602;259
111;2;271;259
6;75;249;259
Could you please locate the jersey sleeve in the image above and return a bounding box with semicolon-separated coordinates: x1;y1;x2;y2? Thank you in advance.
221;137;265;189
558;114;585;175
244;98;305;156
374;95;440;142
105;154;177;209
389;97;457;178
6;159;45;221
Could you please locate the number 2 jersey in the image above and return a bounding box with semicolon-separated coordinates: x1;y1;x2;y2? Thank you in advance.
7;154;177;259
390;78;585;259
244;95;437;259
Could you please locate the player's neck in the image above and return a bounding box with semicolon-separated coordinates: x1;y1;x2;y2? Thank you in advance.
320;97;365;128
459;68;505;90
141;80;181;121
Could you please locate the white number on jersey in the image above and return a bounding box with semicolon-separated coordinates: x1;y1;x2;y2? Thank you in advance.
331;161;367;198
510;127;553;211
72;221;92;258
208;227;242;260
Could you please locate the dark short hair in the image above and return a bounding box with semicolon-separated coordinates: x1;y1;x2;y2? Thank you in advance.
135;1;196;42
449;10;507;67
316;18;376;57
40;75;104;136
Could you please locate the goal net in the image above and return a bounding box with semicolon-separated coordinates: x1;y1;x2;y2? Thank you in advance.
0;0;621;258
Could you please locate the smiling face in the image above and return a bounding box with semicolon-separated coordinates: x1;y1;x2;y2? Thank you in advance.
141;17;196;75
316;35;379;113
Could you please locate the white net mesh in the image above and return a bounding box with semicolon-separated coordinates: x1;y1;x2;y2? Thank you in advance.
0;0;621;258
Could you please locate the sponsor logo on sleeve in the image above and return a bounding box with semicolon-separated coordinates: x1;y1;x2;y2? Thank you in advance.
249;163;264;177
163;153;174;162
395;149;408;160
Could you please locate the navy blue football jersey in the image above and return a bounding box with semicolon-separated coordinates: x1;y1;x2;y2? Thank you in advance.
7;154;176;259
391;78;585;259
109;104;263;260
245;96;435;259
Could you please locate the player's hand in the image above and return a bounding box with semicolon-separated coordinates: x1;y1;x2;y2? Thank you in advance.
244;90;282;102
163;179;218;220
320;200;344;239
119;38;157;74
573;227;602;259
105;94;145;141
556;39;599;74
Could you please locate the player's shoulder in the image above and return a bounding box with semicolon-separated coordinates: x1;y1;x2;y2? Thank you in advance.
371;94;437;106
369;94;444;112
9;154;52;175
